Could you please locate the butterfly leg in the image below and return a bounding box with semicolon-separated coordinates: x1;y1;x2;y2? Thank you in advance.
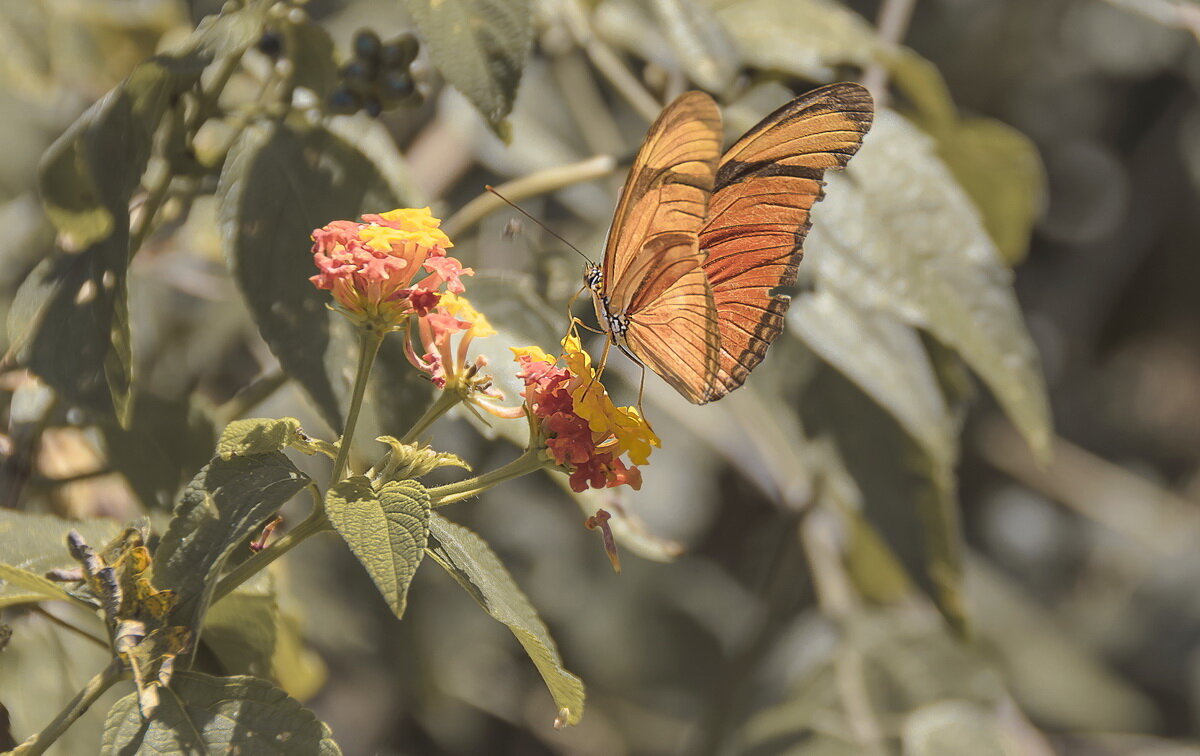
583;336;613;397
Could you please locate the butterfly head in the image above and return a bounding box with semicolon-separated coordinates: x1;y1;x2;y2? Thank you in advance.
583;262;603;294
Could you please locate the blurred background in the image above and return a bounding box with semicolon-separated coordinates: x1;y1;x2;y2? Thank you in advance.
4;0;1200;754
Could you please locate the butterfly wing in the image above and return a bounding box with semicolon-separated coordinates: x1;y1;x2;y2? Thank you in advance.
698;82;874;402
601;91;724;403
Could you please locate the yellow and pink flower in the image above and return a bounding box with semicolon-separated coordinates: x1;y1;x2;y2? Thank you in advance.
512;333;660;492
310;208;473;330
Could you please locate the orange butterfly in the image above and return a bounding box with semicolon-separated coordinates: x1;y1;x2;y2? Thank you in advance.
585;83;874;403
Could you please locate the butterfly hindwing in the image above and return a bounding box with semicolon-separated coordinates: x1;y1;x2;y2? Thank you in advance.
698;82;874;402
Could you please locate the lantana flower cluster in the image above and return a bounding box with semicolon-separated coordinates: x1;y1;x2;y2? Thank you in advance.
310;208;473;330
513;332;660;492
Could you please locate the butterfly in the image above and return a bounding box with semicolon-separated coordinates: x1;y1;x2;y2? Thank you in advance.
585;82;874;403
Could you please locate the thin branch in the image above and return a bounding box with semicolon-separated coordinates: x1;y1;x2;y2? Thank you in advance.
862;0;919;108
13;658;124;756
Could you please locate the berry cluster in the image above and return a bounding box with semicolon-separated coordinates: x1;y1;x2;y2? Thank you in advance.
329;30;421;117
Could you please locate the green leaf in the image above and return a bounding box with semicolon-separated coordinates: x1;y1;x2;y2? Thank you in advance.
286;20;338;99
0;564;74;606
650;0;738;93
153;453;310;636
807;110;1051;462
325;478;430;619
218;417;333;459
216;118;403;431
427;514;585;726
101;671;341;755
404;0;533;135
0;510;119;607
706;0;890;82
932;118;1045;267
100;392;216;510
902;700;1010;756
789;288;957;473
800;363;966;635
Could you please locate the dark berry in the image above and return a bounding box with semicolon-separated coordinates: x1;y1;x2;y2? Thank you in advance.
353;30;382;64
362;96;383;118
381;34;419;69
380;69;415;101
257;29;283;58
328;87;361;115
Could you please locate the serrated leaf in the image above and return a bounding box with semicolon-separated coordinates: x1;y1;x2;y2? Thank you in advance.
216;119;402;432
706;0;890;82
650;0;738;92
153;453;310;637
101;671;341;755
427;514;585;726
0;510;119;607
404;0;533;134
325;478;430;619
808;110;1051;462
790;289;957;473
219;417;319;459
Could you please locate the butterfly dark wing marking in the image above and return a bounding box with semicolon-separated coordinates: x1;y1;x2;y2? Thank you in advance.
596;91;724;403
697;82;874;402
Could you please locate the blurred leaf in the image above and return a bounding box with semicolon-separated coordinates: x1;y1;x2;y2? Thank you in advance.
203;576;278;679
325;477;430;619
404;0;533;137
216;118;402;432
1;613;118;755
650;0;738;93
789;288;956;472
37;55;202;247
0;510;119;607
324;115;424;206
707;0;889;82
808;110;1051;462
933;118;1045;267
801;363;966;635
153;453;310;636
427;514;585;726
844;508;915;605
203;574;326;699
101;671;341;754
967;558;1158;731
100;392;216;510
902;700;1011;756
0;564;74;607
286;20;337;99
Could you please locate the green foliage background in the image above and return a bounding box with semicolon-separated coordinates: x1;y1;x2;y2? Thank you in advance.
1;0;1198;753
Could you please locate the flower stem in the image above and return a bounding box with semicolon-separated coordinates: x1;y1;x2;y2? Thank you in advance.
428;450;552;507
332;328;386;483
211;489;331;605
400;390;462;445
15;658;125;756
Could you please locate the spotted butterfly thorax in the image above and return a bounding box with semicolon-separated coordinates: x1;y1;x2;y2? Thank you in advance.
588;83;874;403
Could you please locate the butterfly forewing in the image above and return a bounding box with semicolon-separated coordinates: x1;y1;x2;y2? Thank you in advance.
603;92;723;314
697;82;874;402
599;91;724;402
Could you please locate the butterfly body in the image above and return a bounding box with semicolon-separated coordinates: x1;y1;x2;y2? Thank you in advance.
590;83;874;404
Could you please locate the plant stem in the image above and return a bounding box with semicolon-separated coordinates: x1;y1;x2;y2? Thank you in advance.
441;155;617;238
211;493;331;605
14;658;125;756
863;0;919;108
428;450;552;507
331;328;386;483
31;606;107;650
400;390;463;445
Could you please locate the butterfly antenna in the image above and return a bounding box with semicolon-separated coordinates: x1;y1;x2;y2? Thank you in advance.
485;185;594;264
